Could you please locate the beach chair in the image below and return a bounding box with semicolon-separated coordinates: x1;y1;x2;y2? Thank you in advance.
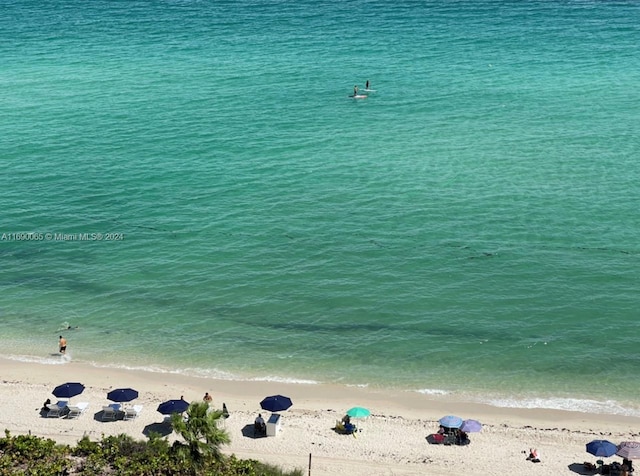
66;402;89;419
101;404;120;421
124;404;143;421
47;401;69;418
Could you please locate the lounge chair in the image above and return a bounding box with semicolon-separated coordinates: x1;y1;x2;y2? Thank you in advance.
124;404;143;421
47;401;69;418
66;402;89;419
101;404;121;421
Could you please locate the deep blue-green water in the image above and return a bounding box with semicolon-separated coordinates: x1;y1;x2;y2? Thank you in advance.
2;0;639;416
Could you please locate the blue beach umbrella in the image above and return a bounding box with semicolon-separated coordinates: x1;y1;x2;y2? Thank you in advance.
157;399;190;415
52;382;85;399
586;439;617;457
107;388;139;403
260;395;293;413
346;406;371;418
438;415;463;429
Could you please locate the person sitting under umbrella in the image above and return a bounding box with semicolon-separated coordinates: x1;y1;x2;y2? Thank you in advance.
456;429;470;446
40;398;51;413
338;414;357;434
254;413;266;436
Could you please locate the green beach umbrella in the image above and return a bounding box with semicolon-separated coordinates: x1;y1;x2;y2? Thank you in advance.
346;406;370;418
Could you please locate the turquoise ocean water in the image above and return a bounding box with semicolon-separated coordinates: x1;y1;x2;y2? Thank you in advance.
2;0;639;416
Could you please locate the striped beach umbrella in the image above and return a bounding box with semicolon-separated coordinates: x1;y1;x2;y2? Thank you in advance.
616;441;640;460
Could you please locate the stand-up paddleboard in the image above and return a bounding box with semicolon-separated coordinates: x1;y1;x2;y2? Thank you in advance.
349;94;368;99
362;89;376;92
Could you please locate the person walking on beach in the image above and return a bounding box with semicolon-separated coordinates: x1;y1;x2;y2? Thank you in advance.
203;392;212;403
58;335;67;354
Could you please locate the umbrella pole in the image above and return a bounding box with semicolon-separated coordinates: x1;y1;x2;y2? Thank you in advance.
308;453;311;476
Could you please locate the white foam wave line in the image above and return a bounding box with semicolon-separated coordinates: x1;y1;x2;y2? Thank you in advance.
88;361;239;380
87;361;319;385
6;354;640;417
483;396;640;418
252;375;319;385
4;352;321;385
5;354;70;365
415;388;450;396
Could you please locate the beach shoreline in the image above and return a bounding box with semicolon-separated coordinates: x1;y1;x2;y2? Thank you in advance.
2;357;638;475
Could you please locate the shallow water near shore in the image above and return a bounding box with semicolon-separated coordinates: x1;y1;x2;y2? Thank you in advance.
1;0;639;416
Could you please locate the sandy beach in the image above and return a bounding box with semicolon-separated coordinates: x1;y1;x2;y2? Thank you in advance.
1;357;638;475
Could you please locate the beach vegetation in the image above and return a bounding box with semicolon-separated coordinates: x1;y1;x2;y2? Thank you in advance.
0;430;72;475
170;401;231;472
72;433;179;475
0;428;302;475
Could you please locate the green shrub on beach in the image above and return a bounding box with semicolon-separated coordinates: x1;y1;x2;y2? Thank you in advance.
1;403;302;475
0;430;72;475
0;431;301;475
71;433;179;475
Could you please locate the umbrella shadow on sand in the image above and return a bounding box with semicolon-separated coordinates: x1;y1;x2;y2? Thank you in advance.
92;408;122;422
241;424;267;439
567;462;599;475
143;421;173;438
92;411;106;422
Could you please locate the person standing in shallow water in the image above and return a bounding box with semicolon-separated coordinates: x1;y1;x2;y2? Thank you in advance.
59;335;67;354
